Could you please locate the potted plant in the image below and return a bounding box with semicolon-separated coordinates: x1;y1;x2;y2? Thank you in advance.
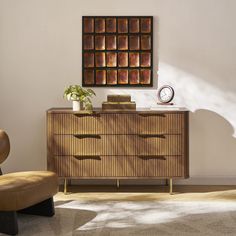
63;85;96;111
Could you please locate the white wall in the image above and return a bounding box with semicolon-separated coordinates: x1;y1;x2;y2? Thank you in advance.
0;0;236;184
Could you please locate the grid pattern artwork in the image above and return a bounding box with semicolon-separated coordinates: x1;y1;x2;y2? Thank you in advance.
82;16;153;87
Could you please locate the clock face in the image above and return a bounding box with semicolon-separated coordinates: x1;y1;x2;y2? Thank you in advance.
158;85;174;103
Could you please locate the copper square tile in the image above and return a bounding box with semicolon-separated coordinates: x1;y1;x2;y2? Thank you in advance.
129;52;139;67
140;69;151;84
129;70;139;84
107;70;117;84
118;18;128;33
84;52;94;68
84;69;94;85
84;35;94;50
106;52;117;67
141;52;151;67
106;35;116;50
118;69;128;84
141;35;151;50
129;18;139;33
95;52;106;67
118;52;128;67
96;70;106;84
141;18;151;33
118;35;128;50
84;18;94;33
106;18;116;33
95;35;105;50
95;18;105;33
129;35;140;50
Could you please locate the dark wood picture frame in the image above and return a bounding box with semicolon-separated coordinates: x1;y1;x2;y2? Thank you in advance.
82;16;153;87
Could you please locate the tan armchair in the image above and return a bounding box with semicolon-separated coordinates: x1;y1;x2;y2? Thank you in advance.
0;129;58;235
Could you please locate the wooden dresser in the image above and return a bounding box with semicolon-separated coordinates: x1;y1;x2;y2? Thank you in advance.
47;108;189;193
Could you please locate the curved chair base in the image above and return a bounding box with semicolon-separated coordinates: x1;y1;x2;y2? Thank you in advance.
0;211;18;235
0;197;55;235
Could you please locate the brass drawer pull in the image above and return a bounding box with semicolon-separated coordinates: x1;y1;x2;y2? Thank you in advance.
73;155;101;160
138;134;165;138
138;155;166;160
73;134;101;139
138;113;166;117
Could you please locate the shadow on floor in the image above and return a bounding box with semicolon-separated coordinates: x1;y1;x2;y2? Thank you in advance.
15;207;97;236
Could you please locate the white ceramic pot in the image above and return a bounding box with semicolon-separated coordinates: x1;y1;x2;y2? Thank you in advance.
72;100;80;111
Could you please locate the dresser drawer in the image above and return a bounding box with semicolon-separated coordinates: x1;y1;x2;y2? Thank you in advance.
53;134;139;155
134;155;184;177
53;113;102;134
138;113;184;134
53;113;139;134
138;134;183;155
52;155;185;177
53;134;182;156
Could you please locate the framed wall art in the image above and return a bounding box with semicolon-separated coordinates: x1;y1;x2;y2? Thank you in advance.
82;16;153;87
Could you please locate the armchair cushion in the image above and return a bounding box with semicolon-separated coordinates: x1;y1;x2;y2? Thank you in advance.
0;171;58;211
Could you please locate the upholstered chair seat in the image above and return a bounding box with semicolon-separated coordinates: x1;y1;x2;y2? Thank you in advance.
0;129;58;235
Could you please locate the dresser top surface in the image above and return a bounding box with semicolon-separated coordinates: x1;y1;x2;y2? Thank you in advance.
47;107;189;114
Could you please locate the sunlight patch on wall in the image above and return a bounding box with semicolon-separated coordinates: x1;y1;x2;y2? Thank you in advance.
100;62;236;137
158;62;236;137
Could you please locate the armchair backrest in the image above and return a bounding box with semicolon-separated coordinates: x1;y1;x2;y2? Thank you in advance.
0;130;10;165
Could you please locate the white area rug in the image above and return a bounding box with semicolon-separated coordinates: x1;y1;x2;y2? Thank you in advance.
3;200;236;236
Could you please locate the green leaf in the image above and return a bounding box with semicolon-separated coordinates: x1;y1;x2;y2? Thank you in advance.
87;89;96;96
63;85;95;109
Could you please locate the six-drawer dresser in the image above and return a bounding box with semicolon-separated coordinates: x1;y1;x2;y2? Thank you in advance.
47;108;189;194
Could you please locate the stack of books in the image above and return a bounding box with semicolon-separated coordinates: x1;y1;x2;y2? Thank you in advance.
102;95;136;110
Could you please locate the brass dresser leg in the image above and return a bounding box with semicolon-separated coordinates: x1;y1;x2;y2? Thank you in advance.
64;178;67;194
169;178;173;195
116;179;120;188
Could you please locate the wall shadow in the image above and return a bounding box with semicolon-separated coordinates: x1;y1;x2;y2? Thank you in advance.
188;109;236;179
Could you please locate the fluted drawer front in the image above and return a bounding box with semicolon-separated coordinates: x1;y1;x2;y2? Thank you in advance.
135;156;184;177
102;114;139;134
139;134;182;155
53;114;102;134
53;155;184;177
53;134;182;156
53;113;139;134
53;113;184;135
53;135;139;155
139;113;184;134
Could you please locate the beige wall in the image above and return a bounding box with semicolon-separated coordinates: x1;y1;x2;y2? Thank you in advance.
1;0;236;184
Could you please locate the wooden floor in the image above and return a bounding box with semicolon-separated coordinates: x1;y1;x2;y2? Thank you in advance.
55;185;236;202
